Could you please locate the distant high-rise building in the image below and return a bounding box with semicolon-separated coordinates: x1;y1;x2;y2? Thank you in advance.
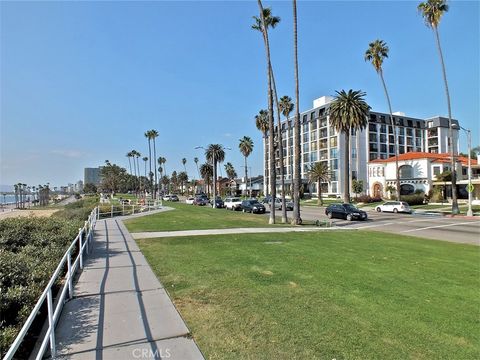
75;180;84;193
84;167;102;186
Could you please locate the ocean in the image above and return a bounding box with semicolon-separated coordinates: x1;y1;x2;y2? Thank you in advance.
0;194;33;205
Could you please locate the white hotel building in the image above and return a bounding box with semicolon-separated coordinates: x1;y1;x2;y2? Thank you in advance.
263;96;460;198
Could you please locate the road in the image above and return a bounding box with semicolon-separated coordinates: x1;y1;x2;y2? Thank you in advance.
268;205;480;246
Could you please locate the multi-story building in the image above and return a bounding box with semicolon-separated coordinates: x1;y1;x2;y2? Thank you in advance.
263;96;459;198
84;167;102;186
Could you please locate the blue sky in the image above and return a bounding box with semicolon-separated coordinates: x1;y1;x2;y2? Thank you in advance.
1;0;478;187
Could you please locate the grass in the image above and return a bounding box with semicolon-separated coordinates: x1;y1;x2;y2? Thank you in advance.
137;231;480;359
124;202;292;232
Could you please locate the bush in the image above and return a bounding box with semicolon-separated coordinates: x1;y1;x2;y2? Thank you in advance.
53;197;98;221
401;194;425;206
0;217;80;355
356;195;383;203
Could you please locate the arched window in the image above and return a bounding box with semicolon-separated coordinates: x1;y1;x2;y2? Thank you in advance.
400;184;415;195
399;165;414;179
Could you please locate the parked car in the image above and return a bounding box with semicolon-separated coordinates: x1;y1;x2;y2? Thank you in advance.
270;198;294;211
241;199;266;214
170;195;179;202
186;197;195;205
375;201;412;213
325;203;368;221
224;197;243;211
210;197;224;208
162;195;171;201
194;196;209;206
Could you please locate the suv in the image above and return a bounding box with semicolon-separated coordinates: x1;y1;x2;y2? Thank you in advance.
194;195;209;206
375;201;412;214
325;203;368;221
241;199;266;214
210;197;224;208
224;197;242;211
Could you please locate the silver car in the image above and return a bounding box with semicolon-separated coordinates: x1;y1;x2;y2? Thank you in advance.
375;201;412;214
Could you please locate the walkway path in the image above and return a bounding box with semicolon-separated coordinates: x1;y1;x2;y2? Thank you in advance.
54;218;204;359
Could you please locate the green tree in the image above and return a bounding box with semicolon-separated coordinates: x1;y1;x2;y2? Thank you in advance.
178;171;188;195
418;0;458;214
307;162;331;206
329;89;370;203
200;162;213;197
83;183;97;194
144;131;153;193
194;157;200;178
352;179;364;200
142;157;148;193
239;136;254;197
224;162;238;195
182;158;187;173
365;39;401;200
206;144;226;200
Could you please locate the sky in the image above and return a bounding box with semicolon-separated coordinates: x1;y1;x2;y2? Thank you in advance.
1;0;479;188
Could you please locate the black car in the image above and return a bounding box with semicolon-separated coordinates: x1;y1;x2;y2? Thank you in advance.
325;203;368;221
194;196;209;206
210;197;225;208
241;199;266;214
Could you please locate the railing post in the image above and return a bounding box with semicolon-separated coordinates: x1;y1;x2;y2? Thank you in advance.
84;221;89;254
111;205;113;218
67;250;73;299
96;206;99;220
47;288;56;358
79;229;83;270
122;203;125;216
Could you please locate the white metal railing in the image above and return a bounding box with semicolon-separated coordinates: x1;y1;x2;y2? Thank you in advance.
3;207;99;360
96;200;162;219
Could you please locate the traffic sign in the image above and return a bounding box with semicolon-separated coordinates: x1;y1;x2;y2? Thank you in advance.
467;183;474;193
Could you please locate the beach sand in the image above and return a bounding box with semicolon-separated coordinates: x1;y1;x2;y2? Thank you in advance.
0;207;59;219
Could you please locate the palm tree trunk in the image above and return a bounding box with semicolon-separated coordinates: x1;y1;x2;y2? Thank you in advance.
434;27;458;214
258;0;276;224
317;180;321;206
244;156;248;197
153;140;157;200
147;140;152;195
271;69;287;223
128;157;132;175
344;132;351;203
292;0;301;224
379;70;400;201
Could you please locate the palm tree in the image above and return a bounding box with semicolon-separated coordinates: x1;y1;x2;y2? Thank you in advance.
194;157;200;178
206;144;226;204
292;0;301;225
239;136;254;197
307;162;331;206
158;157;167;192
178;171;188;195
224;162;237;195
255;109;269;137
142;157;148;194
144;131;153;194
200;163;213;197
126;152;133;175
418;0;458;214
279;95;295;222
365;39;401;200
147;130;159;199
253;1;277;224
182;158;187;173
329;89;371;204
161;175;170;194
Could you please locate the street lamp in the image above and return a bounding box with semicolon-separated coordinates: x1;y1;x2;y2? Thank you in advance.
195;145;231;208
454;125;473;216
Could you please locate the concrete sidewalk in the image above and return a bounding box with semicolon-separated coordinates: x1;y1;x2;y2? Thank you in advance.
54;218;204;360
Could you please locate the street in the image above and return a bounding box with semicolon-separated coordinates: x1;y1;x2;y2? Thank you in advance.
270;205;480;246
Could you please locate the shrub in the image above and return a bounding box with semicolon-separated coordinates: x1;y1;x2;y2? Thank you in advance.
356;195;382;203
401;194;425;206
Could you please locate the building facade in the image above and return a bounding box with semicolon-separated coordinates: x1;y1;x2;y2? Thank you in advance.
263;96;460;198
84;167;102;186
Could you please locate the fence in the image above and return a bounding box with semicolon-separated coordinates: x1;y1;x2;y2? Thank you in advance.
97;200;163;219
3;207;99;360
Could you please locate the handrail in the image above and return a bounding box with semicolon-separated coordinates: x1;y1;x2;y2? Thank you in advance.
3;207;99;360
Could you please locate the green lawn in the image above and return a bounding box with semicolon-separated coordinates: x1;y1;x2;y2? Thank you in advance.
124;202;291;232
137;231;480;359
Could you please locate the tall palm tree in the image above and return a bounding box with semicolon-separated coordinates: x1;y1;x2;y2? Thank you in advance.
255;109;269;137
134;150;141;195
292;0;301;225
206;144;226;205
279;95;295;222
365;39;401;200
178;171;188;195
200;163;213;197
182;158;187;173
142;157;148;193
307;162;331;206
224;162;237;195
126;152;133;175
158;157;166;192
254;1;277;224
148;130;159;199
194;157;200;178
329;90;371;204
144;131;153;194
239;136;254;197
418;0;458;214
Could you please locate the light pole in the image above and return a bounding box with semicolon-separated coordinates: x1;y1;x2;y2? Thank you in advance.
454;125;472;216
195;145;231;208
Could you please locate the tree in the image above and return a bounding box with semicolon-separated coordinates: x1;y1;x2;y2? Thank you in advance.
161;175;170;193
142;157;148;194
329;89;370;203
126;152;133;175
239;136;254;197
182;158;187;173
279;95;295;221
307;162;331;206
194;157;200;178
224;162;238;195
206;144;226;203
292;0;301;225
171;171;178;193
418;0;458;214
145;130;159;199
352;179;364;200
144;131;153;194
200;163;213;197
253;2;277;224
100;162;128;195
178;171;188;195
83;183;97;194
365;39;401;201
255;109;269;194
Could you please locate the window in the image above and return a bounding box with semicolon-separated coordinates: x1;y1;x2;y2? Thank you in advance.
303;153;309;162
369;123;377;131
369;153;378;161
331;181;338;192
380;134;387;143
311;141;318;151
399;127;405;135
330;159;338;170
311;130;317;141
330;137;337;147
329;148;338;158
370;133;378;142
311;152;318;162
303;143;309;153
303;133;309;142
407;120;413;127
380;124;387;133
380;144;387;153
320;139;328;149
311;119;317;129
352;148;357;159
320;150;328;160
406;128;413;136
370;143;378;151
399;165;414;179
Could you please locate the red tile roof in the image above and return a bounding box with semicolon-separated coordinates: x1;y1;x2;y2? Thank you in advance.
369;152;477;166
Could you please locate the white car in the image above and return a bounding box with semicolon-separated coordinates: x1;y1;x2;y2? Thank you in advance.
375;201;412;214
224;197;242;211
185;197;195;205
162;195;171;201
